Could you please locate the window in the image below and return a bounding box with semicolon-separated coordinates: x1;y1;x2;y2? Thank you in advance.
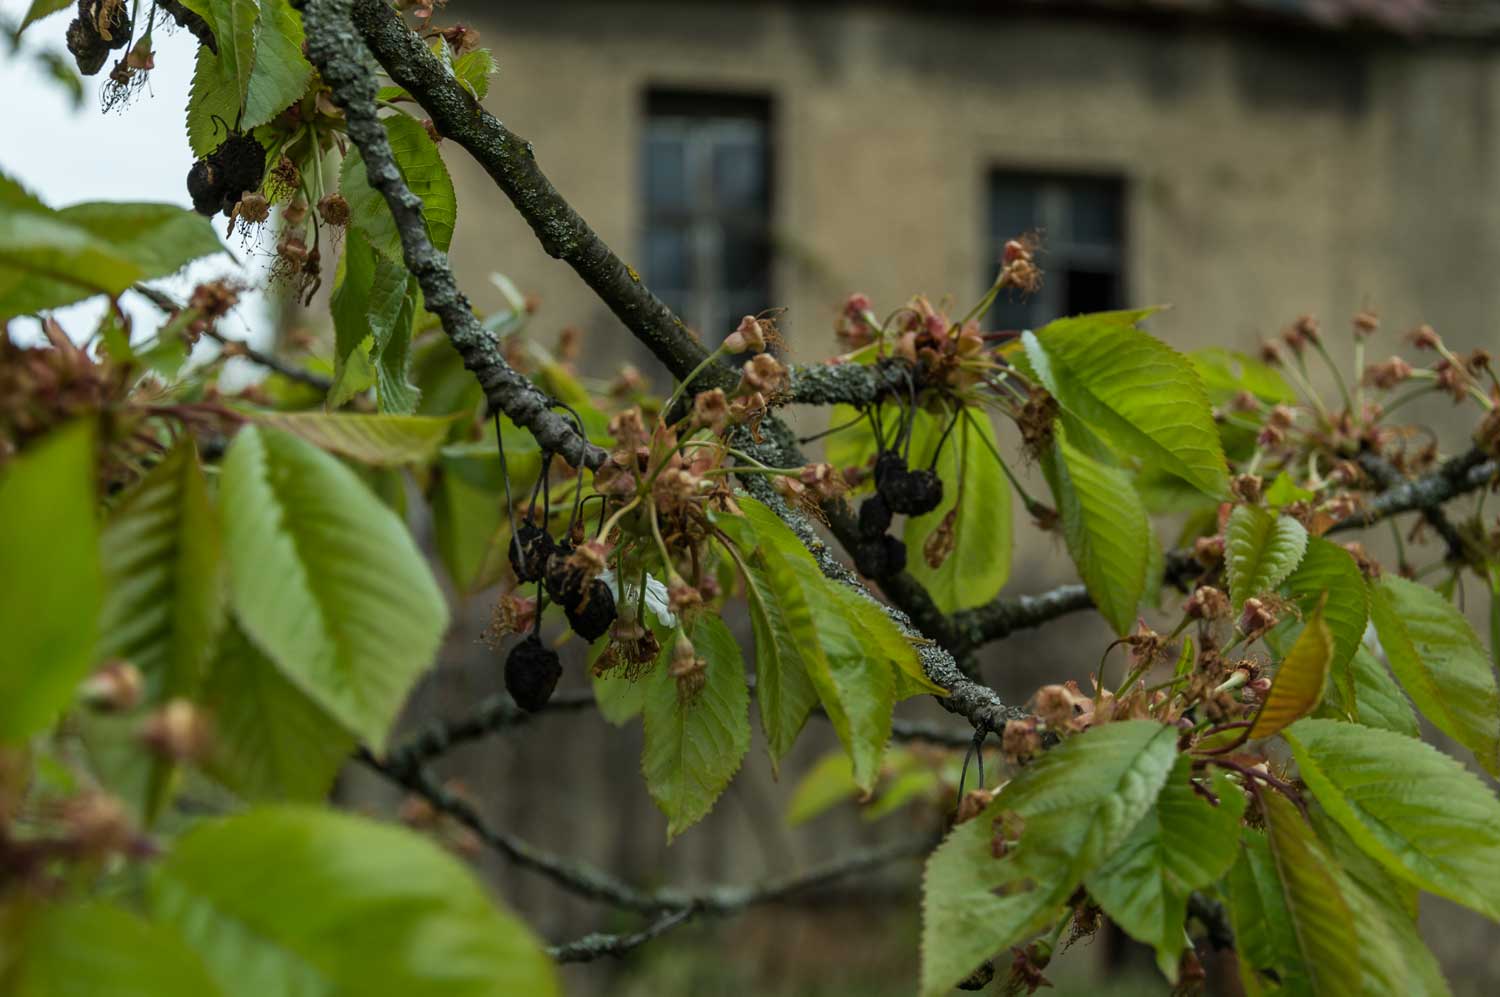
642;92;772;345
985;173;1125;330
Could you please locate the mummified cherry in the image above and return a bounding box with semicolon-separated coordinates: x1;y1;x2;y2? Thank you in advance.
509;522;556;583
853;534;907;579
858;493;893;539
505;633;562;712
565;579;617;642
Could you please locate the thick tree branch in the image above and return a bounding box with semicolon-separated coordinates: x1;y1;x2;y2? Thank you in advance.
341;0;1025;729
302;0;604;469
1338;447;1496;538
349;0;728;390
949;583;1093;650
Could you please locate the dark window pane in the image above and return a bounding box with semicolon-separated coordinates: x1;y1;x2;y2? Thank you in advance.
713;138;766;210
1063;268;1119;316
989;180;1037;248
643;92;773;346
646;228;690;290
646;134;689;213
1068;182;1122;246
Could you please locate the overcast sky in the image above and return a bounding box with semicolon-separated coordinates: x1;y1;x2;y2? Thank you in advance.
1;0;273;349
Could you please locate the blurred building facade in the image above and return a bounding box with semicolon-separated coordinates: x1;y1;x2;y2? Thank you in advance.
445;0;1500;367
410;3;1500;992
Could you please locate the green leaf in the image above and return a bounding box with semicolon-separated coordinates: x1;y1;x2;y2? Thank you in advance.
902;410;1012;613
4;901;223;996
245;411;450;466
242;0;312;129
786;751;859;825
0;424;100;741
1348;645;1419;737
718;500;898;788
1024;312;1228;496
453;48;496;100
1249;603;1333;740
1226;505;1308;610
331;227;421;413
0;196;223;318
1085;756;1246;981
341;114;457;258
641;615;751;838
16;0;73;33
205;0;258;112
1228;824;1345;997
1040;432;1150;635
1286;718;1500;921
1272;537;1368;716
200;622;355;802
824;401;898;480
1190;348;1296;406
149;807;558;996
98;439;223;701
220;426;448;746
718;529;819;769
1369;574;1500;776
920;721;1177;996
591;660;647;726
1260;792;1363;997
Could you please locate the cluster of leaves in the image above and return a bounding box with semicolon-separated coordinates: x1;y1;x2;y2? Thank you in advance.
6;0;1500;993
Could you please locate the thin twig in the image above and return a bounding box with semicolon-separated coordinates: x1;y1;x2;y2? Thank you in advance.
131;283;334;391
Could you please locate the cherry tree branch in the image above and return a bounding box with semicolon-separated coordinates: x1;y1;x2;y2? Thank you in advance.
358;746;933;961
301;0;605;469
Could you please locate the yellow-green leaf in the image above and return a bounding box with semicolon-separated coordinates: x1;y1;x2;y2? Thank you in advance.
1227;504;1308;610
1249;602;1333;739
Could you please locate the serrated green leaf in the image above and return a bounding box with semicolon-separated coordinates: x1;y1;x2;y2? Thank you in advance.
1227;505;1308;610
149;807;558;997
331;227;421;413
1369;574;1500;776
1190;348;1296;406
1270;537;1367;719
4;900;223;997
903;409;1012;613
1249;603;1333;740
241;0;312;129
920;721;1177;996
1085;756;1246;981
717;528;819;770
454;48;496;100
98;439;223;701
341;114;456;258
208;0;258;107
200;622;355;802
16;0;73;33
0;423;100;741
1024;312;1228;496
1349;645;1419;736
718;500;899;788
641;615;750;839
1040;432;1149;635
220;426;448;746
0;198;223;318
245;412;451;466
1259;792;1363;997
1286;718;1500;921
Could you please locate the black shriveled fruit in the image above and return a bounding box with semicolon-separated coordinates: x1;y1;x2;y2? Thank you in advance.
544;545;586;610
509;522;556;583
185;132;268;218
900;468;944;516
873;450;907;496
214;132;267;214
853;534;906;579
565;579;617;642
505;633;562;712
186;158;222;216
66;1;128;77
857;493;893;539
